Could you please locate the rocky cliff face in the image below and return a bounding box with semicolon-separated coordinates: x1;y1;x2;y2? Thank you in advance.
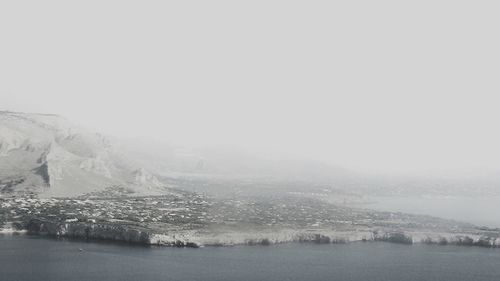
0;111;165;197
26;219;151;244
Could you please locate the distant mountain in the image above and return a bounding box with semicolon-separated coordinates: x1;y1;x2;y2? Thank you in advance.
115;139;355;182
0;110;355;197
0;111;164;197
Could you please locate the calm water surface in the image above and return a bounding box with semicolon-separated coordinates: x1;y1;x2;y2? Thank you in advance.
362;196;500;227
1;235;500;281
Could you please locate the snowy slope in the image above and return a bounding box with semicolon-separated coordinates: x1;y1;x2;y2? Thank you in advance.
0;111;165;197
0;110;356;197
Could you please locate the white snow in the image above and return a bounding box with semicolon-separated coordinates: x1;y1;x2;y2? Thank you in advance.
0;111;166;197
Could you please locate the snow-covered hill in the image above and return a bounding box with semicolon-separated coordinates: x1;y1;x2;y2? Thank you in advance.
0;110;356;198
0;111;165;197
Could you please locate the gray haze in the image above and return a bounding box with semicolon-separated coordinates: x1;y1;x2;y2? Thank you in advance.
2;1;500;174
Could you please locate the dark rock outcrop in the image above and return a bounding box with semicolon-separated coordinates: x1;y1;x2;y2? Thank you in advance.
375;232;413;245
26;219;151;245
33;162;50;186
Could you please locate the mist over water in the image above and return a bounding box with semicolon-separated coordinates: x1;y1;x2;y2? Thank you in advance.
361;196;500;228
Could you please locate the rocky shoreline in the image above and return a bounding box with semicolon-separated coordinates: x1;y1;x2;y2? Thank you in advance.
3;195;500;249
25;219;151;245
11;219;500;249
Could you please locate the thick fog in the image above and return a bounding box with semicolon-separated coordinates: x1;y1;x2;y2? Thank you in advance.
2;1;500;174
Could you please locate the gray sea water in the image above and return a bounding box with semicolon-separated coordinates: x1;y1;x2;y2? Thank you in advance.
1;235;500;281
361;196;500;228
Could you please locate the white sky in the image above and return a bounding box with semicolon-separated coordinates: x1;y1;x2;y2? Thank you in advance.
1;1;500;173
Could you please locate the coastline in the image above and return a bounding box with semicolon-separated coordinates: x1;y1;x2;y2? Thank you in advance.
4;220;500;249
3;196;500;250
